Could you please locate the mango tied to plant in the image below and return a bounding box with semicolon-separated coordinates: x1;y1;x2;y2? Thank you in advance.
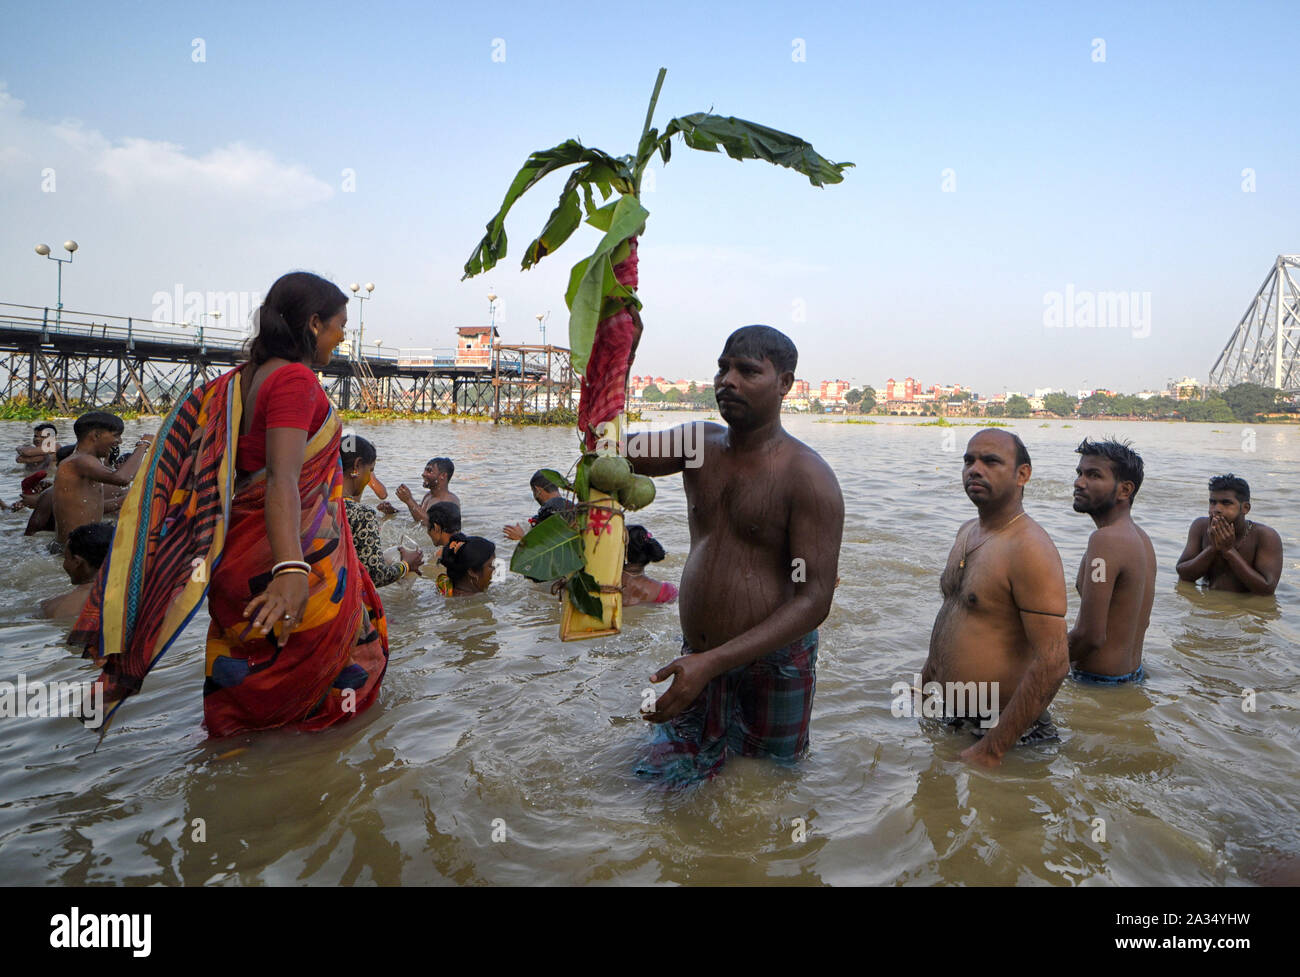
464;67;850;639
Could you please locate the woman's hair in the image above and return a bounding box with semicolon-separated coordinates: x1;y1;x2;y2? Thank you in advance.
248;271;348;366
625;525;666;566
340;435;377;471
439;533;496;583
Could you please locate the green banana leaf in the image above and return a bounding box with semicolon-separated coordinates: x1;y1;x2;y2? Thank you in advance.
521;161;630;270
463;141;634;280
659;113;852;187
567;570;605;620
510;513;584;581
564;193;649;375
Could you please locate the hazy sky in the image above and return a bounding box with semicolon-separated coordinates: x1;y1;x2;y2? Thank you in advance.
2;1;1297;395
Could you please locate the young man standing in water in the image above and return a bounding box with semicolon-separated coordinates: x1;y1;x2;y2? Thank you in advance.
396;457;459;526
628;325;843;783
51;412;151;551
1067;439;1157;683
922;430;1069;767
1175;474;1283;595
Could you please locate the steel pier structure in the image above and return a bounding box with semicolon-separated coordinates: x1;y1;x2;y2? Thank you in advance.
1209;255;1300;393
0;303;574;419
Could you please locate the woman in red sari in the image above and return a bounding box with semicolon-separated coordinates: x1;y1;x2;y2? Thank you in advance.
70;272;388;737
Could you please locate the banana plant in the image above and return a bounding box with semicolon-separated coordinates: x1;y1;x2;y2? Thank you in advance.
464;67;851;638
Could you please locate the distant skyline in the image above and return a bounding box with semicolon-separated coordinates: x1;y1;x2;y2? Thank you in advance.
3;1;1297;394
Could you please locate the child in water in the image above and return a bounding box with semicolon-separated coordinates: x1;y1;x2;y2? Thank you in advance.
436;534;496;596
622;525;678;606
40;521;114;618
425;501;462;564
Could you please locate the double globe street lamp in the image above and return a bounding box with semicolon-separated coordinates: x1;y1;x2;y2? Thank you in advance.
350;281;374;359
34;240;79;328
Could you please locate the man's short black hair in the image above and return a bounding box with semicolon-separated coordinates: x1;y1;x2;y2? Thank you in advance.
73;411;124;441
1076;437;1145;500
56;444;75;463
432;457;454;480
341;435;377;470
530;470;557;492
35;422;57;436
721;325;798;375
1209;473;1250;503
427;501;461;534
68;521;114;569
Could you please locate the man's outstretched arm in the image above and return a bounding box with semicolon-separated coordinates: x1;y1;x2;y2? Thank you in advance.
627;421;717;479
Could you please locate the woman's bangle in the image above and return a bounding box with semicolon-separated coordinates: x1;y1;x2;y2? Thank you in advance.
273;567;309;579
272;560;310;576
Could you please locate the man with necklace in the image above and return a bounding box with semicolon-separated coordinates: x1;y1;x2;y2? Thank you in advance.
922;429;1070;767
1176;474;1283;595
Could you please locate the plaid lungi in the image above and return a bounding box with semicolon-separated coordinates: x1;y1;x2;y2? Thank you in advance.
636;630;819;785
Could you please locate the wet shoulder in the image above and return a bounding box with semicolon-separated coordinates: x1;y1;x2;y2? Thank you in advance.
1255;521;1282;545
1015;515;1065;565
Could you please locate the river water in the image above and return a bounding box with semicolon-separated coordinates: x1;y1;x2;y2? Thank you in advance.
0;413;1296;885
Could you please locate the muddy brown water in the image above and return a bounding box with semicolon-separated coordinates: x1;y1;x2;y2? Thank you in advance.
0;414;1295;885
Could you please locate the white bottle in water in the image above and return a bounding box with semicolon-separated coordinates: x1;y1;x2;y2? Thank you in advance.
384;535;422;564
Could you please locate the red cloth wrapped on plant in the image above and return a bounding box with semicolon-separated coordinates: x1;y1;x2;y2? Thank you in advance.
578;237;640;448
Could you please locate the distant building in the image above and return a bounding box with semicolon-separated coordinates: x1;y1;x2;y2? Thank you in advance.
820;379;851;403
455;326;497;368
1168;377;1200;400
885;377;923;402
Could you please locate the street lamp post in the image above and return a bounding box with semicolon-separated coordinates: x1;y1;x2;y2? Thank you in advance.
535;311;549;347
34;240;79;329
349;282;375;359
196;310;221;351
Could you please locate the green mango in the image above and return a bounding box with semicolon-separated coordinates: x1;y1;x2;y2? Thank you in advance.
589;454;634;493
619;474;656;511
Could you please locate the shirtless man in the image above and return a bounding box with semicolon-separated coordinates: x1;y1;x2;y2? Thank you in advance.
51;411;151;549
1176;474;1282;596
628;325;843;782
396;457;459;526
16;422;59;474
1067;438;1157;683
922;430;1069;768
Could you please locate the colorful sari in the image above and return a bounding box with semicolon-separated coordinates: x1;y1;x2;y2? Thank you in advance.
69;364;389;737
